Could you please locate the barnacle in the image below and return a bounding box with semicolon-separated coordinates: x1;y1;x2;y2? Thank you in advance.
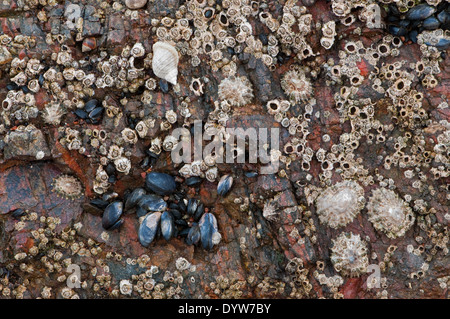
121;128;138;144
114;157;131;175
263;199;278;222
281;69;313;103
218;75;254;107
367;188;415;239
330;232;369;277
315;180;365;228
52;175;83;200
41;102;66;126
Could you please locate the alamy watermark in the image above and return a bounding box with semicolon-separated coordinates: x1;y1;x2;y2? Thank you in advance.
170;120;280;174
366;264;381;289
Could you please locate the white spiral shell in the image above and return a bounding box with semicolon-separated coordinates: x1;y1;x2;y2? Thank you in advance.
152;42;179;85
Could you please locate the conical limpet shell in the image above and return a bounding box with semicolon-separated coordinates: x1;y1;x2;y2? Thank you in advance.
152;42;179;85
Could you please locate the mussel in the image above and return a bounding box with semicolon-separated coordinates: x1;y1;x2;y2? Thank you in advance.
186;223;201;246
84;99;99;113
102;201;124;230
159;79;169;93
405;4;436;21
88;106;104;124
185;176;203;186
73;109;88;119
194;203;204;221
423;16;440;30
90;198;109;209
217;174;233;197
161;211;175;241
138;194;167;212
187;198;199;216
124;187;146;211
388;25;407;36
168;208;182;219
145;172;177;195
138;212;161;247
135;207;147;219
199;213;221;250
10;208;26;218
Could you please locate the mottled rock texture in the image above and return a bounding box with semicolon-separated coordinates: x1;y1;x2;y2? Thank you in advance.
0;0;448;299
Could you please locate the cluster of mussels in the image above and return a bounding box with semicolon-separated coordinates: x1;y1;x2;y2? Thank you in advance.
91;172;224;250
72;99;105;124
386;2;449;46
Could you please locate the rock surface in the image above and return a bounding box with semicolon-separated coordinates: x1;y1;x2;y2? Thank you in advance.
0;0;448;300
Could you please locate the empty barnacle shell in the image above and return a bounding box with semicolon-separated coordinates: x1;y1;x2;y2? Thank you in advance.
266;99;281;115
139;212;161;247
190;77;204;96
152;42;179;85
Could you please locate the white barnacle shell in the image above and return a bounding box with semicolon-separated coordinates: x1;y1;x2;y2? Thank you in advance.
152;42;179;85
321;37;334;50
179;164;193;177
121;128;138;144
63;67;76;81
165;109;177;124
131;42;145;58
162;134;178;151
205;166;218;182
11;71;27;86
27;79;40;93
119;280;133;296
114;156;131;175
